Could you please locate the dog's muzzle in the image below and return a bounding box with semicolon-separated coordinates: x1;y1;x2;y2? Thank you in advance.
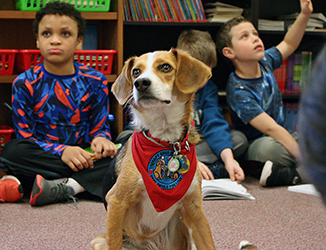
134;78;151;92
134;77;171;105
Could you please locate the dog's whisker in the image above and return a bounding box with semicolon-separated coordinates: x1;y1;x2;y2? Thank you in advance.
125;96;135;108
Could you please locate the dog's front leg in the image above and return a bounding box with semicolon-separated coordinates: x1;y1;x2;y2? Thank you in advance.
180;189;215;249
105;179;144;249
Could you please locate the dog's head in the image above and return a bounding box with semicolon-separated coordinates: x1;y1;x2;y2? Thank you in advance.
112;49;211;141
112;49;211;108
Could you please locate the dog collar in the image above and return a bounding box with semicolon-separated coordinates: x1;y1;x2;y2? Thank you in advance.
132;131;197;212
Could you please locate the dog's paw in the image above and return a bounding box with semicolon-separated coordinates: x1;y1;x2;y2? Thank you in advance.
91;234;107;250
239;240;259;250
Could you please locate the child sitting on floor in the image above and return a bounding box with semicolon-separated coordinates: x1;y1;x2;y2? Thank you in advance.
216;0;313;186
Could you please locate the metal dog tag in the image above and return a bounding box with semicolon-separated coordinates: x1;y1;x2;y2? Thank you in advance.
177;154;190;173
168;156;180;172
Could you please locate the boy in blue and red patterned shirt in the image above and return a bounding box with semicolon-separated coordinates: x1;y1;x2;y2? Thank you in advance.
0;2;117;206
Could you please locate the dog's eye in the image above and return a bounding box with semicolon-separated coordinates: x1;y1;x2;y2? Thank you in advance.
132;68;141;77
159;64;173;73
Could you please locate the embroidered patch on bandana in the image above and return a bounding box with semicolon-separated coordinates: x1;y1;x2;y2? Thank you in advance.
148;149;185;190
132;131;196;212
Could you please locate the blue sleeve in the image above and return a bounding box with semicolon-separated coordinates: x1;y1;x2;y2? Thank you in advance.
263;47;283;72
196;80;233;157
88;74;112;142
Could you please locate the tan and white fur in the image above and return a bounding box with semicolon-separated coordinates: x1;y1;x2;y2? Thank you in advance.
91;49;215;250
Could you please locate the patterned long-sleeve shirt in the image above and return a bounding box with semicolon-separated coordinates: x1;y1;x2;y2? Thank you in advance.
11;62;112;157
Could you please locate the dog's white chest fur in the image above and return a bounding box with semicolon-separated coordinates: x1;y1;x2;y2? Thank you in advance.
132;102;185;142
132;190;180;237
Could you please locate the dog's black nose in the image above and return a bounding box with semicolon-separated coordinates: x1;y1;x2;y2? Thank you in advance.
134;78;151;92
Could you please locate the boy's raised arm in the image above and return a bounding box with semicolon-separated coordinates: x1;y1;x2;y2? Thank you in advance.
276;0;313;60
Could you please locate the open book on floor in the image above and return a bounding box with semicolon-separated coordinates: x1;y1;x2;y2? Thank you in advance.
288;184;321;197
202;179;255;200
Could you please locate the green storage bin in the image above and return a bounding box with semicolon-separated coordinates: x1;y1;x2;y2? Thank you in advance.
16;0;111;12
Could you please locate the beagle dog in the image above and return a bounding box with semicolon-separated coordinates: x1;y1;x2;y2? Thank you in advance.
91;49;216;249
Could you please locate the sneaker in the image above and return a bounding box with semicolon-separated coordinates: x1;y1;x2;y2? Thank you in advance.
207;161;229;179
260;160;302;187
30;174;77;206
239;240;258;250
0;175;24;202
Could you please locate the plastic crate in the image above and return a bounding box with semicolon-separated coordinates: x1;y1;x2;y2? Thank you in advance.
16;49;43;73
0;126;14;155
15;0;111;12
74;50;116;74
16;49;116;74
0;50;18;75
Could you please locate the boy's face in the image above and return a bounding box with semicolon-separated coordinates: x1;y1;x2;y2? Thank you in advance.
225;22;265;62
36;14;83;69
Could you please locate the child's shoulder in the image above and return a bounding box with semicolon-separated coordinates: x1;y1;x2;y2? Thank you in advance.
13;65;43;86
75;62;106;79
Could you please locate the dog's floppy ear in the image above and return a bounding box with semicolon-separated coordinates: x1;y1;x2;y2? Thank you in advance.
111;57;136;105
172;48;212;94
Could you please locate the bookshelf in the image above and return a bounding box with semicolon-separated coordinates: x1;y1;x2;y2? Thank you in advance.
0;0;124;139
123;0;326;95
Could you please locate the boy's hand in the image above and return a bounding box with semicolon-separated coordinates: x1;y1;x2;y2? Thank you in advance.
62;146;95;172
91;137;118;160
301;0;313;16
225;160;245;183
198;161;214;180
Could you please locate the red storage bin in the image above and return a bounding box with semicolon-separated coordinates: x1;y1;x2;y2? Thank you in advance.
16;49;43;73
74;50;116;74
16;49;116;75
0;49;18;75
0;126;14;155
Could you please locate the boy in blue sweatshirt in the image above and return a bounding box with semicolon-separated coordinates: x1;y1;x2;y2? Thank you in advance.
177;29;248;182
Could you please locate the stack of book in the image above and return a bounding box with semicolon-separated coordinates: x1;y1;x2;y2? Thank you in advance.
278;12;326;31
204;1;243;23
273;51;312;94
123;0;206;22
258;19;284;31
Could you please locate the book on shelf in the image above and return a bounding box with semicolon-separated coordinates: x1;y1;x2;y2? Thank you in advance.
124;0;206;22
169;0;182;21
286;53;295;93
146;0;159;21
258;19;284;31
279;12;326;23
300;51;312;92
153;0;165;21
201;179;255;200
161;0;173;22
204;1;243;23
273;59;288;93
284;102;299;133
204;1;243;15
123;0;131;21
275;51;312;94
293;52;302;93
128;0;139;21
278;12;326;30
206;14;239;23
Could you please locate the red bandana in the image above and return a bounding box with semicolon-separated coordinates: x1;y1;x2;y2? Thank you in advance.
132;131;197;212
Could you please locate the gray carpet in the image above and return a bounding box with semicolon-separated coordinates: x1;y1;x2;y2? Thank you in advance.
1;177;326;249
